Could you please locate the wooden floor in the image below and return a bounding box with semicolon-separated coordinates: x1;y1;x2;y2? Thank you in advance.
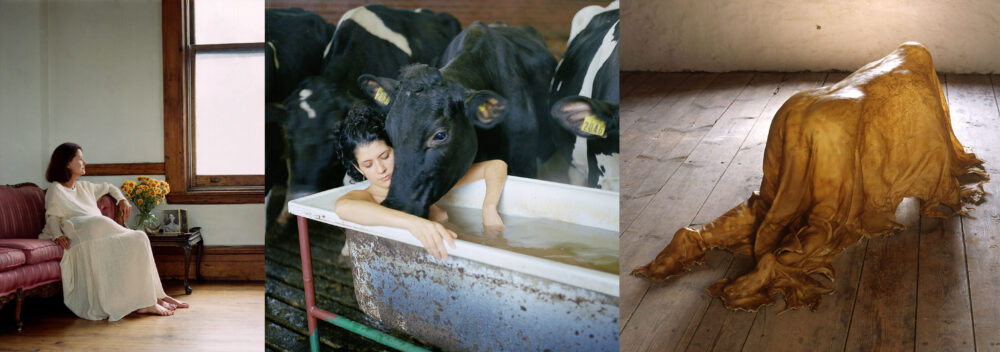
0;280;264;351
264;203;434;352
619;71;1000;352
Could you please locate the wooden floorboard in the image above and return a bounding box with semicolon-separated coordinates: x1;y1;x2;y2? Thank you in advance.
0;281;264;351
843;199;920;351
944;73;1000;351
621;72;783;350
619;71;998;352
619;72;754;331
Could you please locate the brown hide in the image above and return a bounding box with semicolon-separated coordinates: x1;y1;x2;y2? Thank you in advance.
632;42;988;311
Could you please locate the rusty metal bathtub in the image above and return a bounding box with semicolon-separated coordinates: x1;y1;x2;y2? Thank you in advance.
289;176;619;351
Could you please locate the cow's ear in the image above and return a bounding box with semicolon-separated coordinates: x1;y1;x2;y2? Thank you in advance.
551;96;620;139
357;74;399;110
464;90;506;129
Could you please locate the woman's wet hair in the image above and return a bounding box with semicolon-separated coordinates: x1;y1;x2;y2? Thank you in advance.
335;101;391;182
46;142;81;183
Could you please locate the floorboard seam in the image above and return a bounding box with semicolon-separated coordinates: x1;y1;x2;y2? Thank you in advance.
991;74;1000;118
842;238;870;352
621;284;651;333
913;208;922;349
959;215;978;351
702;256;738;352
739;310;760;352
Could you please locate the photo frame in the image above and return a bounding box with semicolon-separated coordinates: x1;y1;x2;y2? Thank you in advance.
161;209;188;235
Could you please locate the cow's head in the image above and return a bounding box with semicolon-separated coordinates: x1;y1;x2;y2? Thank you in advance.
282;76;354;200
551;95;619;139
357;64;506;217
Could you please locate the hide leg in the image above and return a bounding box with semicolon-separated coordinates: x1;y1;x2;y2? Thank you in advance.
706;221;858;311
632;193;762;280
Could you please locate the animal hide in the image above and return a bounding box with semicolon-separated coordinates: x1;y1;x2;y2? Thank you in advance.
631;42;989;312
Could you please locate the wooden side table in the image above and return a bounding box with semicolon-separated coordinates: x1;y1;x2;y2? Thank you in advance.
147;227;204;294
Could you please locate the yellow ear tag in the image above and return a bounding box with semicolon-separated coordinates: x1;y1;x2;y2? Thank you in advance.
478;103;488;113
580;114;606;138
374;87;390;105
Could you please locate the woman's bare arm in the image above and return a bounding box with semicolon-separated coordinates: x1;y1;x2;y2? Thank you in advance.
453;160;507;230
335;190;457;259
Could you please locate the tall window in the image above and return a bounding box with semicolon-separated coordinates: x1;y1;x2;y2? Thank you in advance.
163;0;265;203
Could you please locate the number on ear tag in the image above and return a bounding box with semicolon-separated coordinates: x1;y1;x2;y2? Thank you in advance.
580;114;606;138
374;87;391;105
478;103;488;113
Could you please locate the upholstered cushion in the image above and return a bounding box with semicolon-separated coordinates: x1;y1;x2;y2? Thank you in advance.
14;261;61;292
0;239;63;265
0;269;17;297
0;247;26;272
0;183;46;240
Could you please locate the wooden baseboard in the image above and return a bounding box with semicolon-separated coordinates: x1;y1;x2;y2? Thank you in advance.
151;245;264;281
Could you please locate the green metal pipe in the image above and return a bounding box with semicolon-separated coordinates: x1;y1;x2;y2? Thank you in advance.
327;316;430;352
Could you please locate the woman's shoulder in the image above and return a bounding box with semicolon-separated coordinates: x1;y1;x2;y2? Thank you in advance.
339;189;376;202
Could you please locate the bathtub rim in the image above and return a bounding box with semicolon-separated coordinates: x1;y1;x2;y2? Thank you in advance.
288;176;620;298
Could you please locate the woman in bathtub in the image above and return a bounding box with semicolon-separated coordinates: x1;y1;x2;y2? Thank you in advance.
39;142;187;320
334;102;507;260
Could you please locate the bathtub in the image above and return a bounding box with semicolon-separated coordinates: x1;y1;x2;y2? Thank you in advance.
289;176;619;351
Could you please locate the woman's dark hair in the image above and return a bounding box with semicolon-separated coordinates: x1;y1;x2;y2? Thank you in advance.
335;101;391;182
46;142;82;183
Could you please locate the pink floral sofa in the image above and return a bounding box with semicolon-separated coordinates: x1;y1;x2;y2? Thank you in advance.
0;183;120;331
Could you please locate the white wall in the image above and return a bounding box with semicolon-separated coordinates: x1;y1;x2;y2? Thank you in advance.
0;0;46;185
0;0;264;246
622;0;1000;73
46;0;164;162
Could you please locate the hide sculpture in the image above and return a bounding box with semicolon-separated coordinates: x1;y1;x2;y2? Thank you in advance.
632;42;989;311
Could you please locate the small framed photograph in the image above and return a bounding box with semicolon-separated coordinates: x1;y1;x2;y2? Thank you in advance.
161;209;188;235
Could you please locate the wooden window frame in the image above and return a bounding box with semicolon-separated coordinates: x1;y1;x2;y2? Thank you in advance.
162;0;263;204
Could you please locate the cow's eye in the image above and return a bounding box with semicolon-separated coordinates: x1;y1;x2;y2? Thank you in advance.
433;131;447;141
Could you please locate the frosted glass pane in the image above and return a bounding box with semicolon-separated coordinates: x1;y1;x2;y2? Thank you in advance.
194;0;264;44
194;52;264;175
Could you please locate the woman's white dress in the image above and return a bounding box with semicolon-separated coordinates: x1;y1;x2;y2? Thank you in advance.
38;180;166;321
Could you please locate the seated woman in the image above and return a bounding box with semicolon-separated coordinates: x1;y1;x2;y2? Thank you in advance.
334;102;507;260
39;142;188;320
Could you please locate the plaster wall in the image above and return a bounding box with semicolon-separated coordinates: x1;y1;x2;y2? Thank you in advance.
0;0;264;246
0;0;46;185
622;0;1000;73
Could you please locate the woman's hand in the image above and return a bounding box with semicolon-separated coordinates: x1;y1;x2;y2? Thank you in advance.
118;199;132;221
54;236;70;250
483;205;505;232
407;218;457;260
429;204;449;223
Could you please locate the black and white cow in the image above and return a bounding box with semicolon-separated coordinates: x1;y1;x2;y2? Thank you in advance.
548;1;620;191
265;8;333;103
358;22;557;217
280;6;461;201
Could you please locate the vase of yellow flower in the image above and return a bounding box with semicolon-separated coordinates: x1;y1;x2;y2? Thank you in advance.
120;176;170;233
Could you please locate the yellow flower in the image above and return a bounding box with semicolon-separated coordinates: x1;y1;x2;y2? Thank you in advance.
137;199;143;205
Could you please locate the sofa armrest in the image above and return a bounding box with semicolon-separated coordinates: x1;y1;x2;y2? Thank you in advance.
96;195;125;226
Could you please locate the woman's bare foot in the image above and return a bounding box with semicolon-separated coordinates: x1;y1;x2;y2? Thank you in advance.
157;299;177;310
162;296;189;309
136;303;173;316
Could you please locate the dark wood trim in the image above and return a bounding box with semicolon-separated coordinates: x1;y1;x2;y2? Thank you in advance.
163;0;191;202
191;43;265;52
84;163;165;175
168;189;264;204
193;175;266;187
152;245;264;281
163;0;264;205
